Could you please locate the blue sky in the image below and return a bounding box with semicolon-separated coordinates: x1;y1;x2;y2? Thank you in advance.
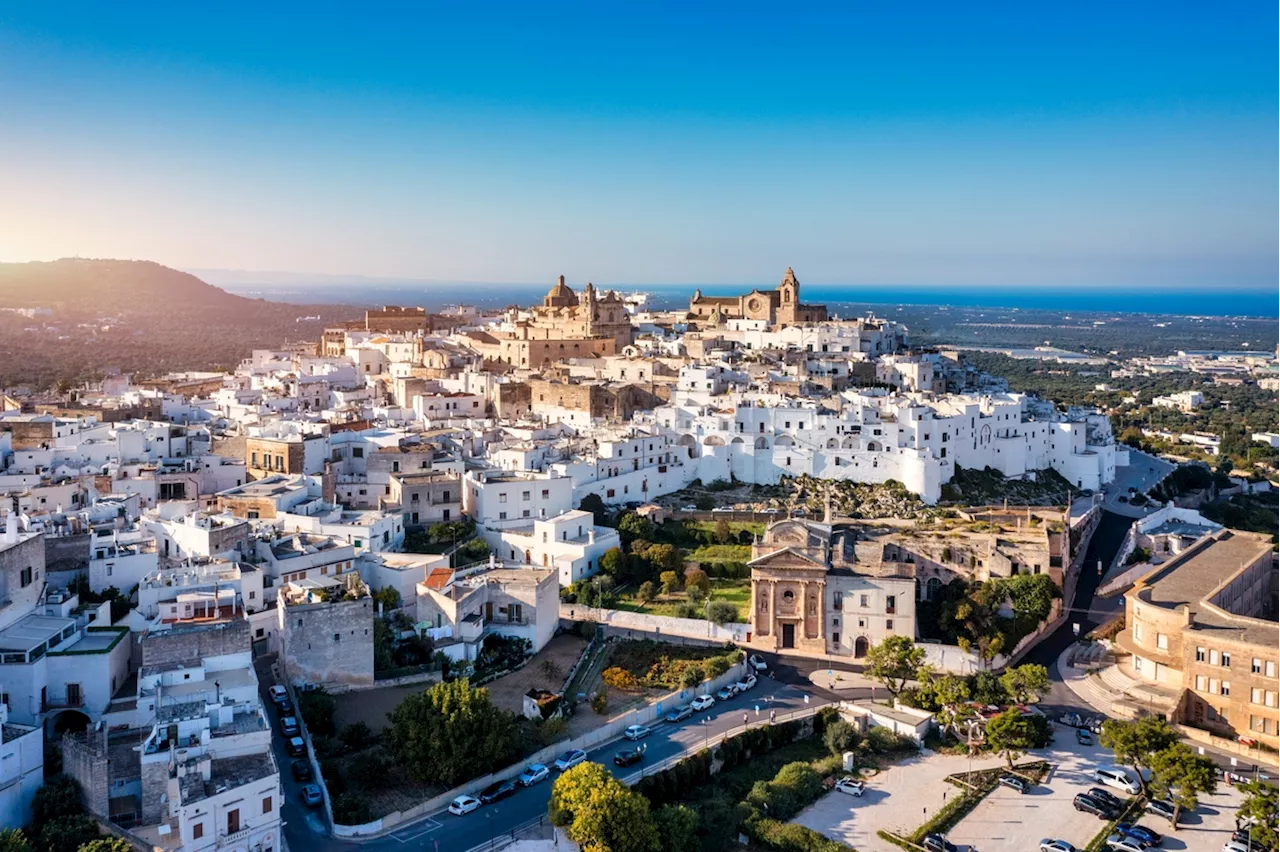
0;2;1275;289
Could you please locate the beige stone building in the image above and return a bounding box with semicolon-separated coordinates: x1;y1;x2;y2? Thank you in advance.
481;278;634;370
749;519;916;657
689;268;828;327
1118;528;1279;751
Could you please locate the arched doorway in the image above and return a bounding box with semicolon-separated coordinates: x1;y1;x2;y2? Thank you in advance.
49;709;91;738
926;577;942;600
853;636;870;659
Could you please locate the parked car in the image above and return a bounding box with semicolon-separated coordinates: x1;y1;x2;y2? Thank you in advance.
922;835;958;852
555;749;587;771
286;736;307;757
665;704;694;723
748;654;769;672
1223;843;1252;852
735;673;758;692
1077;729;1094;746
1230;830;1271;850
1094;767;1141;795
1040;841;1076;852
834;777;865;797
614;747;644;767
1116;824;1162;847
478;779;517;804
680;505;698;512
448;795;481;816
300;784;324;808
715;684;738;701
691;694;716;711
623;724;652;741
1088;787;1124;809
1074;793;1118;819
517;764;549;787
268;684;289;705
998;774;1029;794
1106;835;1146;852
291;759;313;782
280;716;300;737
1144;799;1176;820
711;507;734;513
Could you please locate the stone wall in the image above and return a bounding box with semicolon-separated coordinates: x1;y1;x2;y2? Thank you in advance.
45;532;90;577
280;597;375;687
61;729;110;818
140;618;251;668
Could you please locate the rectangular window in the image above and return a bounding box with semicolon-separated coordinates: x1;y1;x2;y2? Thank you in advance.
885;595;896;614
1197;647;1207;662
227;810;240;835
859;594;869;608
1252;658;1262;674
833;632;840;645
522;491;531;501
1268;661;1278;679
1156;633;1168;651
1251;687;1264;705
19;567;32;588
1208;678;1219;694
499;512;507;521
1221;682;1231;697
1222;652;1231;668
263;796;273;814
1134;622;1143;642
1209;649;1220;665
499;492;508;503
886;619;894;631
833;592;843;609
193;824;203;840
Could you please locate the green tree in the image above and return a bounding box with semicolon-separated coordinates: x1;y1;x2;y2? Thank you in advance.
1099;716;1180;796
637;580;656;603
385;679;519;786
38;817;98;852
823;719;861;755
706;601;738;624
31;775;84;826
714;518;732;544
578;494;609;526
298;688;337;737
985;709;1039;769
659;571;682;595
653;804;700;852
549;762;659;852
918;670;974;728
645;543;683;575
685;568;711;596
1235;781;1278;846
999;664;1051;704
1148;743;1218;828
599;547;628;580
864;636;925;697
77;839;133;852
617;512;655;544
0;829;32;852
373;618;395;672
372;586;401;612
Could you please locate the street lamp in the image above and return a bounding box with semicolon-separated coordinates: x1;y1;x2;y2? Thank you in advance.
702;716;712;749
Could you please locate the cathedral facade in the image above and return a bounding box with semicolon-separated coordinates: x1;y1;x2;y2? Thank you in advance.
689;268;828;327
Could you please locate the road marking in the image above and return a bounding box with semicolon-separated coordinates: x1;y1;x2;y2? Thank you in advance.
389;817;442;842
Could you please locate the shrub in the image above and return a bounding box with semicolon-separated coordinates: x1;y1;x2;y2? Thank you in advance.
601;666;641;691
681;666;704;688
339;722;375;750
590;691;609;714
332;793;373;825
298;688;337;737
706;601;739;624
866;726;917;753
823;719;861;755
705;656;731;679
347;751;389;789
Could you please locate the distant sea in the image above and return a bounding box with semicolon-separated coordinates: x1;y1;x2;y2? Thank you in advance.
218;279;1276;319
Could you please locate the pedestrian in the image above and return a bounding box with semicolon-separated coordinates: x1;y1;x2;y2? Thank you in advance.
770;709;776;725
743;712;749;727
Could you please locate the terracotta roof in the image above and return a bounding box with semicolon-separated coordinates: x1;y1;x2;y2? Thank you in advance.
425;567;453;590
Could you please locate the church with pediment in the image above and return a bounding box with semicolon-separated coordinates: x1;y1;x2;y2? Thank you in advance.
748;518;917;658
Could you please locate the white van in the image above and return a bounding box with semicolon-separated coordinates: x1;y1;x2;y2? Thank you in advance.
1093;767;1140;795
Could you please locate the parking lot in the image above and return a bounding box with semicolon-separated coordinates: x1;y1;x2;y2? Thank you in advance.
794;724;1251;852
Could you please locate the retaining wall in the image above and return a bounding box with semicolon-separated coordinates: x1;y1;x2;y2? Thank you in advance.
559;603;749;644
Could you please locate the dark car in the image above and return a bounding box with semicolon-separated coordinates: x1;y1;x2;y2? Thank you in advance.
300;784;323;807
1074;794;1118;819
280;716;300;737
665;704;694;723
286;736;307;757
613;747;644;768
1144;799;1175;820
1088;787;1124;809
998;774;1030;794
291;759;313;782
479;779;517;804
923;835;959;852
1116;824;1162;847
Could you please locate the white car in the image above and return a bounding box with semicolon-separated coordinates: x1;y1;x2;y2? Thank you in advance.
680;505;698;512
1222;843;1251;852
1106;836;1144;852
748;654;769;672
1094;767;1141;795
735;673;757;692
448;795;481;816
834;777;865;797
623;724;651;741
1041;841;1076;852
711;507;734;513
517;764;549;786
691;694;715;711
268;685;289;704
554;749;587;771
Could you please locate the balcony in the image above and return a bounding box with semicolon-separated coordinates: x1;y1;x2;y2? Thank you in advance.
42;693;84;712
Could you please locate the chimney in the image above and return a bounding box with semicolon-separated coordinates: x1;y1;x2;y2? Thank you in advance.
3;512;17;544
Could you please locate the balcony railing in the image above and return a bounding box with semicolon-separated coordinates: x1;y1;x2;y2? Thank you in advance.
42;694;84;712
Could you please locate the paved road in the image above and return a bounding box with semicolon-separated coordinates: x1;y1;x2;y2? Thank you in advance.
281;673;843;852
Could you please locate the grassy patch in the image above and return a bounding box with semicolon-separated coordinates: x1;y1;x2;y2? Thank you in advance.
605;639;740;689
688;543;753;563
616;579;751;619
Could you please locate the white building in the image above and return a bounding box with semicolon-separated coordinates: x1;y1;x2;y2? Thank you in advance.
486;510;621;587
0;705;43;828
1152;390;1205;412
463;469;576;528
